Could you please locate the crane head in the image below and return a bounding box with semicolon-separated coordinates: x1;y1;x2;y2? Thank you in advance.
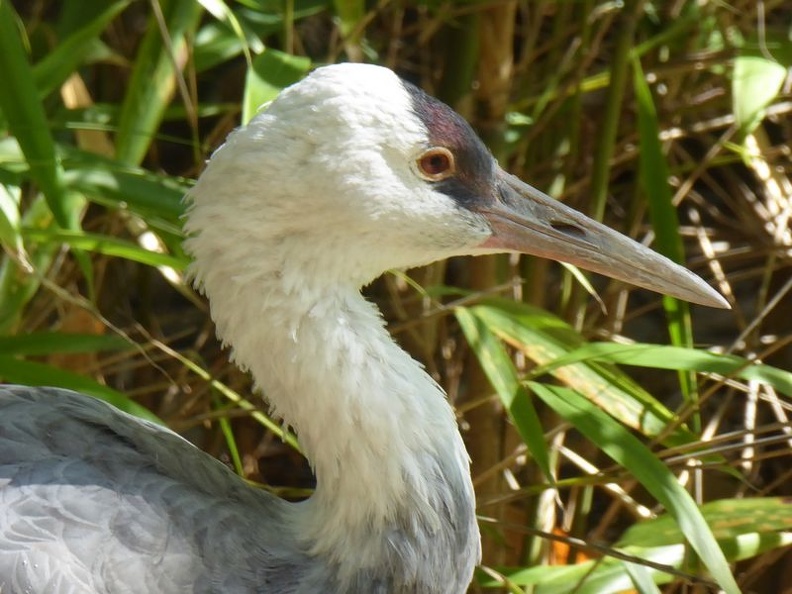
186;63;728;309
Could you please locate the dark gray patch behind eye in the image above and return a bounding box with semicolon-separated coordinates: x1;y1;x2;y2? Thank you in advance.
401;80;497;209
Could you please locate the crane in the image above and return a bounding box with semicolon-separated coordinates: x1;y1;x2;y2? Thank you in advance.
0;62;727;594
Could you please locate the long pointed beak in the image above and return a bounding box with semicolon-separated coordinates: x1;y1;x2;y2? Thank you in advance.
476;169;729;309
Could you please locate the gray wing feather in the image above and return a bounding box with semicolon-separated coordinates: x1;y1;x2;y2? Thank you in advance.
0;385;310;594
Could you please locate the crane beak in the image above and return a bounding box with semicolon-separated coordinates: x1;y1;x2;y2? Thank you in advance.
476;169;729;309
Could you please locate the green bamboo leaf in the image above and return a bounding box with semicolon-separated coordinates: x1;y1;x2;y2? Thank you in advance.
32;1;128;99
633;57;697;418
215;398;245;476
243;49;311;124
63;161;188;222
0;195;57;333
22;227;188;270
625;562;662;594
0;0;82;229
115;0;203;165
530;382;740;594
481;498;792;592
632;57;689;286
478;527;791;593
480;548;690;593
0;134;29;173
733;55;787;136
619;497;792;548
468;299;697;446
456;307;553;483
193;21;249;72
587;1;638;223
0;183;21;250
333;0;364;48
193;0;327;74
196;0;257;71
535;342;792;397
0;332;128;356
0;356;160;423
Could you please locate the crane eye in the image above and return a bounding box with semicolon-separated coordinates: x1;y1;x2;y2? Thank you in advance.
416;148;456;181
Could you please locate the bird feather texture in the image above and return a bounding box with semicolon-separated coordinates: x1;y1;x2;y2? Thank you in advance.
1;64;482;593
0;61;725;594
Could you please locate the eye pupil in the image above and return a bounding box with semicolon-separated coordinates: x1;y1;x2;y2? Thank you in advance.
424;154;448;173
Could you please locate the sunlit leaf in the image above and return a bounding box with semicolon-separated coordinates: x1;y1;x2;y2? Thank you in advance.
0;183;21;250
0;332;128;356
466;299;698;446
32;1;129;99
733;55;787;136
536;342;792;397
243;49;311;123
619;497;792;548
0;1;82;229
0;357;160;422
22;228;188;270
633;57;697;421
456;307;553;483
115;0;203;165
530;383;740;594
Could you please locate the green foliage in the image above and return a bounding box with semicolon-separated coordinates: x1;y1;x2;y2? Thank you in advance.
115;0;203;166
243;49;311;123
461;299;699;446
0;1;790;592
463;298;791;590
732;32;792;137
457;306;554;483
0;1;81;231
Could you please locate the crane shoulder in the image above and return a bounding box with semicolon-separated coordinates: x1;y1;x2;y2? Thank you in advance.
0;385;307;593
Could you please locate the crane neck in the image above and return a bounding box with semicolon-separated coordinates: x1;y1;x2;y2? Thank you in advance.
189;242;479;585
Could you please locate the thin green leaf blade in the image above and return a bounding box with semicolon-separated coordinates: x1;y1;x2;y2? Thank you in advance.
0;332;128;356
479;530;791;593
625;562;662;594
215;399;245;476
619;497;792;548
530;382;740;594
456;307;553;483
0;0;80;228
0;356;160;422
195;0;256;71
0;183;21;250
115;0;203;165
32;1;128;99
540;342;792;397
22;227;188;270
0;196;58;332
468;299;697;446
243;49;311;124
63;153;189;221
633;57;697;420
333;0;364;48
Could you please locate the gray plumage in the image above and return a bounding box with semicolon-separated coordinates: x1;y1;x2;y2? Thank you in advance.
0;385;475;593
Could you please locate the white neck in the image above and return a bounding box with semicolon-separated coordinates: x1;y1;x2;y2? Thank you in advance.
186;228;479;581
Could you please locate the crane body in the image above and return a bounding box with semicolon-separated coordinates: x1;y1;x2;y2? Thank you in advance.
0;63;726;593
2;384;465;592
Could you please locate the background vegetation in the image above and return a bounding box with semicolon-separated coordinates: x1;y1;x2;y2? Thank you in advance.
2;0;791;591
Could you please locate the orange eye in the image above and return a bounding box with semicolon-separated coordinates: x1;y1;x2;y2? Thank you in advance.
416;147;455;181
